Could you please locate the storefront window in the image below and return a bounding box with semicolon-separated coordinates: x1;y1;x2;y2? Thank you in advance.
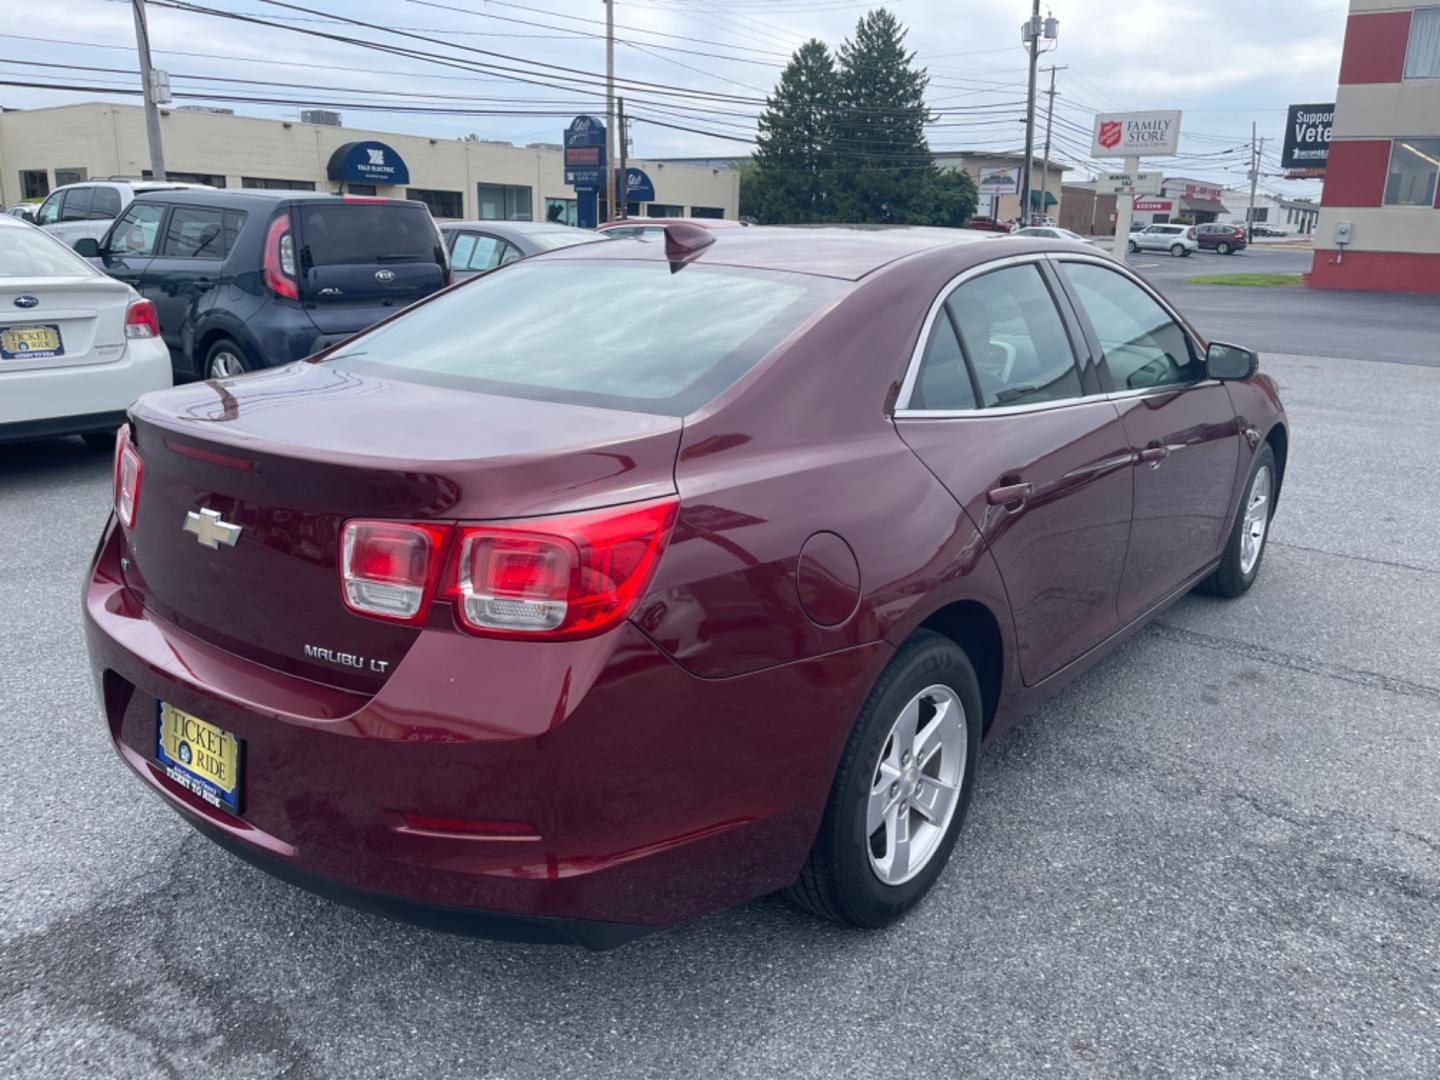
543;197;577;226
407;188;463;218
143;170;226;187
54;167;87;187
1383;139;1440;206
241;177;316;191
21;170;48;200
1404;7;1440;79
690;206;724;218
477;183;532;221
647;204;684;218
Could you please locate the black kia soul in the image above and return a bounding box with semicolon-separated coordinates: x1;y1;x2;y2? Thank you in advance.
74;190;449;379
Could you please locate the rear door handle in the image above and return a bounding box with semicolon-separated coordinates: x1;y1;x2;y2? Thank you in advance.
987;481;1033;506
1138;446;1169;465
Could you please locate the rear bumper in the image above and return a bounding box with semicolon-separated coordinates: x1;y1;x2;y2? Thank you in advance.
84;520;887;937
0;336;170;431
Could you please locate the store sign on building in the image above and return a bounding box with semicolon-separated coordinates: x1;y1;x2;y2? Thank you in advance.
615;167;656;202
1281;103;1333;169
1133;198;1173;213
1091;111;1183;157
978;167;1019;194
564;115;607;188
1173;181;1221;201
326;141;410;185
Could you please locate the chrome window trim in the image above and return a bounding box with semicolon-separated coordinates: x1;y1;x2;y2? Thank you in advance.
894;252;1082;415
897;395;1120;420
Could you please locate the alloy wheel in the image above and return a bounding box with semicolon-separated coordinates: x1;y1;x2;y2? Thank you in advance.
1218;241;1231;255
866;684;966;886
1240;464;1272;576
209;350;246;379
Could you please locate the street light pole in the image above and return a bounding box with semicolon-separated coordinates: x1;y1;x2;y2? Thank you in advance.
1020;0;1040;227
1037;64;1065;226
1246;122;1263;242
605;0;617;225
132;0;166;180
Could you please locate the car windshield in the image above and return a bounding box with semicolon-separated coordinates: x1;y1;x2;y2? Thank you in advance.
323;260;844;415
0;226;97;278
522;230;608;251
296;202;439;265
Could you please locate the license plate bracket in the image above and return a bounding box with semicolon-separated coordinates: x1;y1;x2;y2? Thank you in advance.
155;702;244;814
0;323;64;360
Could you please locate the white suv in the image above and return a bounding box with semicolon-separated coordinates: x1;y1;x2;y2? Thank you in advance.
34;179;212;249
1128;223;1198;257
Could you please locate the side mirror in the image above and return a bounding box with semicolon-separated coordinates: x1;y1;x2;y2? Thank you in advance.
1205;341;1256;380
73;237;101;257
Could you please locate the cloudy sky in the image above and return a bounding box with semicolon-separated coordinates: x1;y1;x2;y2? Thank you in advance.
3;0;1347;198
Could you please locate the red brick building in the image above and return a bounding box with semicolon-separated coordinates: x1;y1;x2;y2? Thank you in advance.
1310;2;1440;292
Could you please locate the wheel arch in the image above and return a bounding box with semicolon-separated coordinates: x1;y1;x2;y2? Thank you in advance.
193;323;261;373
1265;421;1288;506
914;600;1005;735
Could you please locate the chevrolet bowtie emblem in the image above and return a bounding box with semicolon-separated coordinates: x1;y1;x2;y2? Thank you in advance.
183;508;243;550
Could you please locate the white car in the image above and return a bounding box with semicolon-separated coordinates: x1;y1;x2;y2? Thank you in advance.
5;203;38;222
0;215;171;447
1128;223;1197;257
1011;226;1085;241
33;179;212;250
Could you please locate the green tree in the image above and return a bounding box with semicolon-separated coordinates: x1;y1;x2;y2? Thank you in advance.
904;167;979;228
829;8;943;224
750;39;839;223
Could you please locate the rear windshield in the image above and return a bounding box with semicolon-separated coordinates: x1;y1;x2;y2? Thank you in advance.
296;202;440;266
0;226;98;278
322;260;844;415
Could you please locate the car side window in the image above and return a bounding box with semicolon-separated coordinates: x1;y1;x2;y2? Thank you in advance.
161;206;227;258
461;234;505;271
60;187;93;222
90;187;123;220
911;307;978;410
106;203;166;256
1059;262;1200;391
36;191;64;226
946;264;1082;408
498;242;523;266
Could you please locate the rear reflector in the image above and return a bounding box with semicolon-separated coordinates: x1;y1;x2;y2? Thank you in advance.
448;496;678;639
113;426;142;528
340;521;450;624
124;298;160;339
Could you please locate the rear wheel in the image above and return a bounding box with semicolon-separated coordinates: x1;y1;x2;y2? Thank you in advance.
1171;243;1187;257
1199;443;1276;598
786;631;981;928
1128;240;1139;253
1217;240;1232;255
204;339;250;380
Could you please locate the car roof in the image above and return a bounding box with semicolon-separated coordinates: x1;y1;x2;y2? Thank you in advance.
442;220;590;235
130;189;427;209
538;224;1000;281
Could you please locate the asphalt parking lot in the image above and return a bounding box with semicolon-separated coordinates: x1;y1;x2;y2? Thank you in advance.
2;297;1439;1076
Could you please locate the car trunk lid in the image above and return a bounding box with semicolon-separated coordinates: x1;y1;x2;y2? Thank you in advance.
122;362;681;690
0;276;130;373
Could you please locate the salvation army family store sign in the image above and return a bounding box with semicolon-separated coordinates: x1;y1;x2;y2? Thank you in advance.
1091;111;1182;157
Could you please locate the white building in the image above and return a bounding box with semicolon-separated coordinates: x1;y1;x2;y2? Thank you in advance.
0;102;739;223
1216;190;1320;235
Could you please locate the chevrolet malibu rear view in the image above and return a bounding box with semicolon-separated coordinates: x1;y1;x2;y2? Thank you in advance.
85;225;1288;948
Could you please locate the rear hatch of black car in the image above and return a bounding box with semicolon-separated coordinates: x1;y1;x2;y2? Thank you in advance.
293;198;448;336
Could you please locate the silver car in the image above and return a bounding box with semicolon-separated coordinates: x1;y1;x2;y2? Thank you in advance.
1128;224;1197;257
440;221;610;281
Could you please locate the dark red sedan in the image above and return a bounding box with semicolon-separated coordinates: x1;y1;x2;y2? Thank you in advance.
85;225;1287;948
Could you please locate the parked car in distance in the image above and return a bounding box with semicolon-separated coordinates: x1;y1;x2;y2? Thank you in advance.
964;216;1009;233
1011;226;1086;242
35;179;213;249
5;203;39;222
1129;223;1197;257
597;216;747;239
440;220;609;281
1251;224;1287;238
85;224;1286;948
1194;223;1247;255
75;189;449;380
0;213;169;445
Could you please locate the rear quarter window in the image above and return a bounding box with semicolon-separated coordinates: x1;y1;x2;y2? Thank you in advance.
322;261;844;415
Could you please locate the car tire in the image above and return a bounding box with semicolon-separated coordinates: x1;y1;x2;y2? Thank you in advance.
204;339;250;380
1199;443;1277;599
1128;240;1139;253
81;431;116;452
1171;243;1187;257
1217;241;1231;255
785;630;982;928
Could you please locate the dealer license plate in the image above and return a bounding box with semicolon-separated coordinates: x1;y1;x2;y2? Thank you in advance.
0;324;63;359
156;702;243;813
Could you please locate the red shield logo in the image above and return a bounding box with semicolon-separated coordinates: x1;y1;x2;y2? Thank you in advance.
1098;120;1122;150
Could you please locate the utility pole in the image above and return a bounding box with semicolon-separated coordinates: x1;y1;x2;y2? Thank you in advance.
605;0;617;225
617;96;628;220
1245;122;1263;243
132;0;166;180
1020;0;1041;226
1037;64;1066;226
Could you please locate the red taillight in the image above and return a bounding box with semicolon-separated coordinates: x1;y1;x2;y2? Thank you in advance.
339;521;451;624
447;496;678;639
113;425;142;528
262;215;298;300
124;298;160;339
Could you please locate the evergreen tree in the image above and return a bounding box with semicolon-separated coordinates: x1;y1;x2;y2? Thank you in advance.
830;9;941;224
750;39;839;223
